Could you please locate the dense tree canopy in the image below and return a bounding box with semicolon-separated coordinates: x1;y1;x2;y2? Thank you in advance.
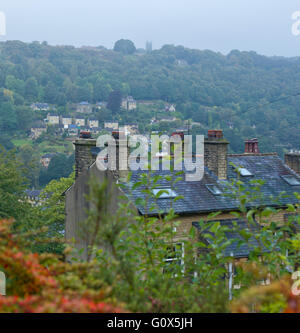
39;153;74;187
113;39;136;55
0;40;300;155
107;90;122;114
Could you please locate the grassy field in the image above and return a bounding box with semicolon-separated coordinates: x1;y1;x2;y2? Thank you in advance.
12;138;32;147
12;137;74;156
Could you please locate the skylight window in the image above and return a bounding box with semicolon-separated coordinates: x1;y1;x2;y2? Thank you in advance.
281;175;300;186
206;184;222;195
236;167;253;177
152;188;177;199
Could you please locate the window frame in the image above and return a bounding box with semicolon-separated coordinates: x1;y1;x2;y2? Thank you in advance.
163;242;185;275
206;184;223;196
152;188;178;199
281;175;300;186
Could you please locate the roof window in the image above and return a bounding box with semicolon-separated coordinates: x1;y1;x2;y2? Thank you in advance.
236;167;253;177
152;188;177;199
281;175;300;186
206;184;222;195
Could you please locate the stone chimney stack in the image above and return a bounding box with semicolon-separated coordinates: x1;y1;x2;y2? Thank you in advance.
204;130;229;180
74;132;97;179
245;138;259;154
285;151;300;176
109;130;130;182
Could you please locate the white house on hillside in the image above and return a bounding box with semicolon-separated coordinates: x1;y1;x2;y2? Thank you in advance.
46;114;60;125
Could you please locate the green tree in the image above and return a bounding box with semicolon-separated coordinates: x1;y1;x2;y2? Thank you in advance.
25;77;39;100
0;101;17;131
0;147;30;222
113;39;136;55
93;76;112;102
5;75;25;96
39;154;74;187
18;144;39;188
33;172;75;254
107;90;122;114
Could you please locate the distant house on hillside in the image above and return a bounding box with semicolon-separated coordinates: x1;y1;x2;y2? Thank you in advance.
75;118;86;127
40;153;55;168
67;124;79;136
95;102;107;110
124;124;139;135
159;116;178;122
30;103;50;111
165;104;176;112
77;102;92;114
104;122;119;130
46;113;60;125
88;119;99;128
122;96;137;111
30;124;47;139
61;116;73;126
25;189;43;207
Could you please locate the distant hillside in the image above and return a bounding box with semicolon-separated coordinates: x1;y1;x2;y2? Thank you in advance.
0;40;300;155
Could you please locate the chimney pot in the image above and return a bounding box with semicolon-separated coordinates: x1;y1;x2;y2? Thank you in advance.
112;130;125;140
244;138;259;154
171;131;185;140
79;131;91;139
208;130;223;140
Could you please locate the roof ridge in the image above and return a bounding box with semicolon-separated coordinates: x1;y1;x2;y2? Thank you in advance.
228;153;278;157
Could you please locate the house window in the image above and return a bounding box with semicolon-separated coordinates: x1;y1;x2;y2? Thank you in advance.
152;188;177;199
163;243;184;275
206;184;222;195
281;175;300;186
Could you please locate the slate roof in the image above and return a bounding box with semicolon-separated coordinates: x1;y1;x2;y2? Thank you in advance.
227;154;300;207
192;219;268;258
121;154;300;216
25;189;42;199
32;103;49;108
41;153;55;159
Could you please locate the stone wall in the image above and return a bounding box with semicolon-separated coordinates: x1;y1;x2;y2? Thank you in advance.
285;153;300;176
65;163;137;261
204;139;229;180
74;138;97;179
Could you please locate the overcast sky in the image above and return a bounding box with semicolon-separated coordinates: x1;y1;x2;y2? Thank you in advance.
1;0;300;57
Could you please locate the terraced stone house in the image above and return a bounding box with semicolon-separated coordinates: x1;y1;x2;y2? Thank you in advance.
65;130;300;261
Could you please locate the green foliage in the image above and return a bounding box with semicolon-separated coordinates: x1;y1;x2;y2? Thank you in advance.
32;172;75;254
0;41;300;154
39;153;74;187
18;144;40;188
76;173;230;312
0;147;29;221
0;142;300;312
0;219;124;313
114;39;136;55
0;145;74;255
73;169;300;313
25;77;39;101
107;90;122;114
